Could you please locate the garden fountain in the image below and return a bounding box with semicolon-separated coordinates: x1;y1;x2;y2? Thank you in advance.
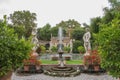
58;27;64;67
44;27;80;77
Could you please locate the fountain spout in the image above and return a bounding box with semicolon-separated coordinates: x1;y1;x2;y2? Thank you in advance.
58;27;64;67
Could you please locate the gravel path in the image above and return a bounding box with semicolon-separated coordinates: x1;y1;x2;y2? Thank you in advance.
12;73;119;80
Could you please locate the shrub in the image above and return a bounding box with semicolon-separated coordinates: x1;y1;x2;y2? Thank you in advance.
98;26;120;78
0;20;32;77
73;40;83;53
63;46;70;53
40;45;46;53
51;46;57;53
77;46;85;53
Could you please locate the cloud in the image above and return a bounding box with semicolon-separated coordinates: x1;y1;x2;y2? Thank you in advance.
0;0;10;4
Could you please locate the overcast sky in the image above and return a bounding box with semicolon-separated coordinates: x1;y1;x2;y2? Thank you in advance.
0;0;109;27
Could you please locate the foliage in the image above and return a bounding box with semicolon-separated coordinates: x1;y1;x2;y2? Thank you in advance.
98;26;120;78
0;19;32;77
77;46;85;53
36;46;41;54
71;28;85;40
63;46;70;53
9;10;37;39
56;19;81;29
51;26;66;37
84;55;92;65
50;26;59;37
51;46;57;53
91;50;100;66
108;0;120;10
37;23;51;41
90;17;101;33
73;40;83;53
84;50;100;66
13;25;26;39
40;45;46;53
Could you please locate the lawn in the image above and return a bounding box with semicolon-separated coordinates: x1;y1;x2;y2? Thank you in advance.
40;60;83;65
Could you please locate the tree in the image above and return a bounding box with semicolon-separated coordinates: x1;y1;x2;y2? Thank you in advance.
108;0;120;10
56;19;81;29
73;40;83;53
50;26;59;37
102;8;115;24
83;23;89;28
50;26;66;37
37;23;51;41
71;28;85;40
13;25;25;39
56;19;81;38
90;17;101;33
101;0;120;25
9;10;37;39
0;18;32;77
98;26;120;79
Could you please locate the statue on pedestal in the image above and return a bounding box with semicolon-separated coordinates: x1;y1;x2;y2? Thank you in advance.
31;27;39;56
83;28;91;55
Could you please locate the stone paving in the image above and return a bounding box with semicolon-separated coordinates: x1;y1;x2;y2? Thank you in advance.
12;73;119;80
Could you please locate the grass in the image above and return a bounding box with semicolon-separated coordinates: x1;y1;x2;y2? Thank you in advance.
66;60;83;65
40;60;83;65
41;60;58;64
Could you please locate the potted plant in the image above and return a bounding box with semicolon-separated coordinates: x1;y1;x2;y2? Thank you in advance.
23;60;29;71
91;50;100;71
35;60;41;70
0;17;32;80
83;55;92;70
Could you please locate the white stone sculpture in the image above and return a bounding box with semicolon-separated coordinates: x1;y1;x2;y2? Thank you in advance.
83;28;91;55
31;27;39;51
69;39;73;53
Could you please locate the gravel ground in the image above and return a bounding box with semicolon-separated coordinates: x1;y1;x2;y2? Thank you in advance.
11;73;119;80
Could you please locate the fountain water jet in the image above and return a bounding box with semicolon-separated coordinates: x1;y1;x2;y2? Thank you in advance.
58;27;64;67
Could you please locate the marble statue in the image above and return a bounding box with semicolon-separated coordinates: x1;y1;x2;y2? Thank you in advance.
69;39;73;53
31;27;39;51
83;28;91;54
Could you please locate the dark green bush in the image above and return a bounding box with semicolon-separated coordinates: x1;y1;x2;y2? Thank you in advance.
98;26;120;78
0;20;32;77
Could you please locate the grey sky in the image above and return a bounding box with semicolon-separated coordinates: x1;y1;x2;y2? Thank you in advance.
0;0;109;27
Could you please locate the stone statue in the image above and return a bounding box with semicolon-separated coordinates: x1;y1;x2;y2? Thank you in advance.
69;39;73;53
83;28;91;54
31;27;39;51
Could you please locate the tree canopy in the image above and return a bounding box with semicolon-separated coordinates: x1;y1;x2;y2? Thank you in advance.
9;10;37;39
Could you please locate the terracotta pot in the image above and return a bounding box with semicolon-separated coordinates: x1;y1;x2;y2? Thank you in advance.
94;65;99;71
84;65;88;70
36;65;40;70
24;65;29;71
0;71;12;80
